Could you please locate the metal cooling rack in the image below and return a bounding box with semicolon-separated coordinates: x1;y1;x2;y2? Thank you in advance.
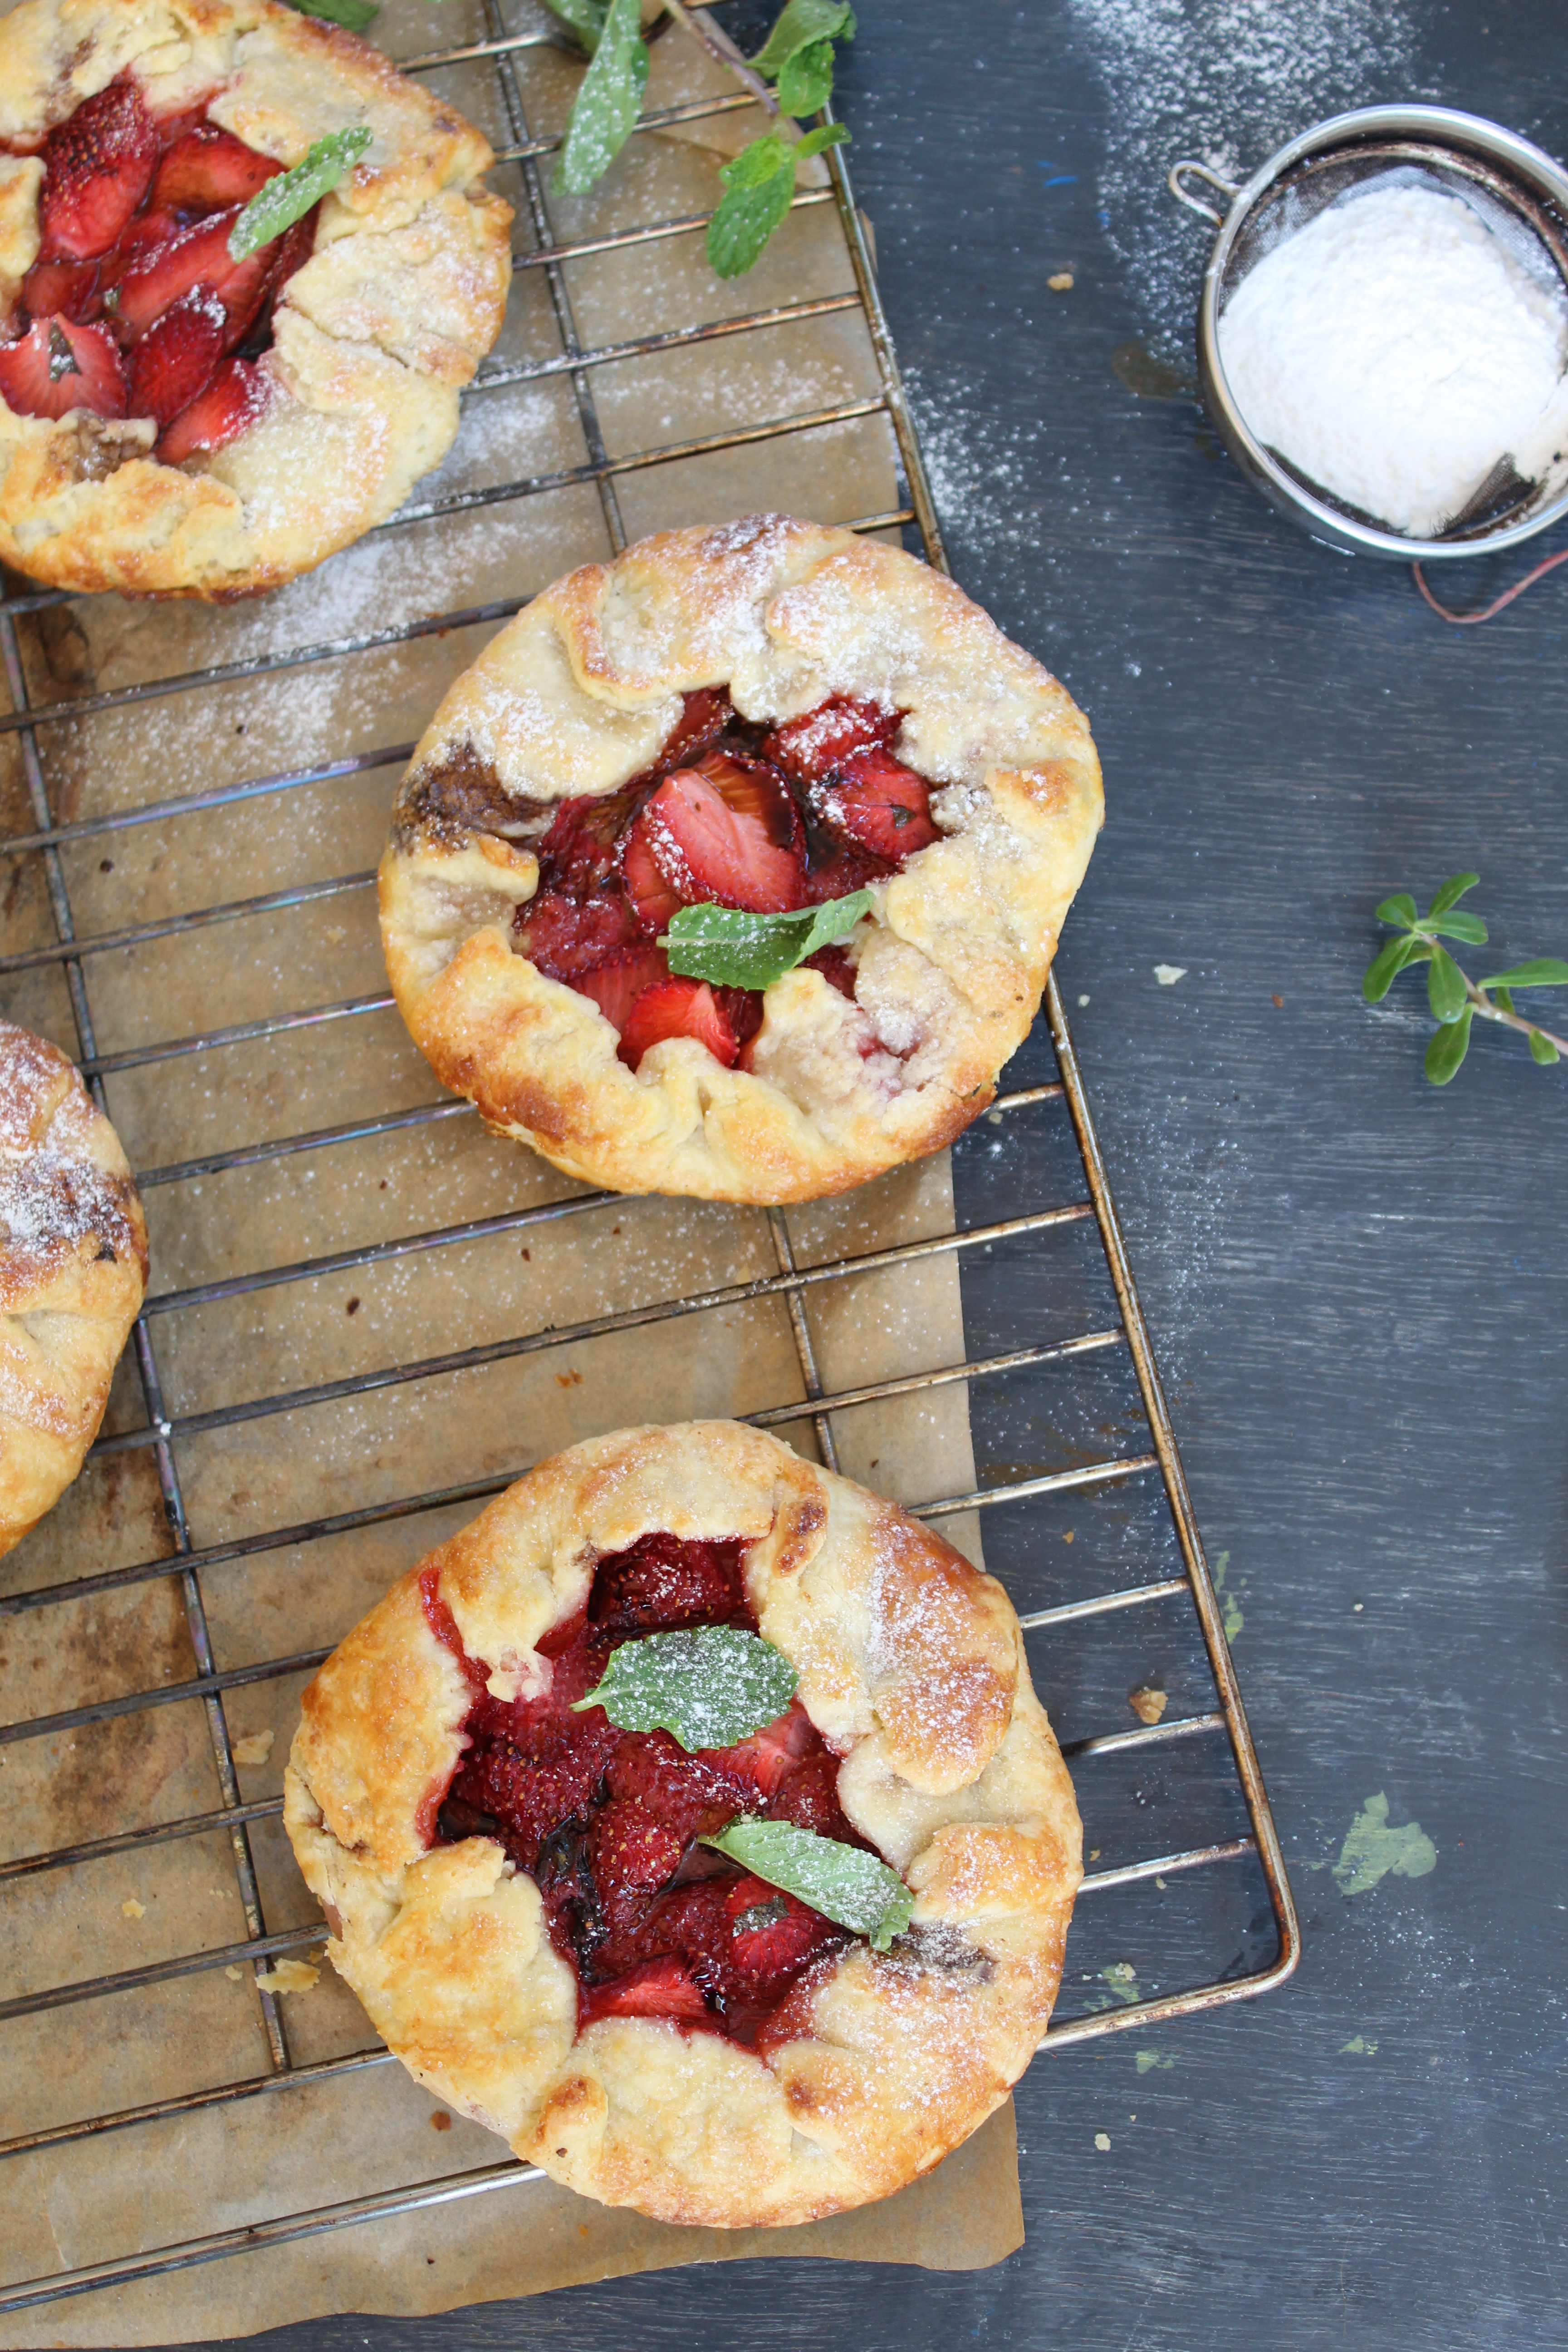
0;3;1299;2318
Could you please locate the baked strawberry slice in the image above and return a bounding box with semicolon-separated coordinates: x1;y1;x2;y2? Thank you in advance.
18;257;100;323
725;1876;832;1989
617;975;740;1071
516;886;639;980
126;286;225;428
589;1797;684;1897
803;945;857;999
114;207;269;344
621;820;682;932
815;746;938;864
536;786;644;896
690;748;803;857
657;685;734;769
591;1530;740;1630
156;355;269;462
579;1956;709;2024
151;124;282;214
640;770;806;914
38;80;158;263
706;1700;818;1800
569;947;669;1033
763;695;900;783
0;316;127;421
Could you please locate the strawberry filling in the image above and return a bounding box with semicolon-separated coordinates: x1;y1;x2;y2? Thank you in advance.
510;689;938;1068
425;1533;872;2043
0;77;307;461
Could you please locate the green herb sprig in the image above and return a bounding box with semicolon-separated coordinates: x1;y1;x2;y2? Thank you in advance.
542;0;856;275
701;1816;913;1947
572;1624;799;1749
228;126;371;260
286;0;379;32
1363;873;1568;1084
661;890;872;992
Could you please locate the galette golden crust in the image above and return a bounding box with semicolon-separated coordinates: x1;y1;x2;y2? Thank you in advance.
0;0;512;599
0;1022;147;1558
377;515;1104;1205
284;1421;1082;2229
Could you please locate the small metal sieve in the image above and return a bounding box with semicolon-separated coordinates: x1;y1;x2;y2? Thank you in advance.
1168;105;1568;560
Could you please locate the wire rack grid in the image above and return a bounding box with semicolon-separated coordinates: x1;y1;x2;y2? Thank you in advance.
0;3;1298;2320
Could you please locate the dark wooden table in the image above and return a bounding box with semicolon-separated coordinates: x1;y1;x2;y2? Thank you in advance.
239;4;1568;2344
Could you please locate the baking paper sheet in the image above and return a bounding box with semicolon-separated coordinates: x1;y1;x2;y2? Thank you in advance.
0;5;1018;2337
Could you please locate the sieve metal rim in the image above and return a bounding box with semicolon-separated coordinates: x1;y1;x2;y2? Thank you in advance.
1173;104;1568;562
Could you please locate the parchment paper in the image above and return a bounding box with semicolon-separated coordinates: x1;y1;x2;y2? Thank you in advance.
0;6;1016;2339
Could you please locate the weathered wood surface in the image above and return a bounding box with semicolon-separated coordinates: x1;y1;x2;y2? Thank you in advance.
222;2;1568;2345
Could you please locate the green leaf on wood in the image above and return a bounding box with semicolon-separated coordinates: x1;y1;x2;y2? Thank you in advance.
229;126;371;259
752;0;855;77
1424;1005;1473;1084
286;0;378;32
1362;934;1420;1003
1529;1028;1561;1065
1426;944;1468;1024
572;1625;798;1751
1427;872;1480;916
1478;959;1568;990
1375;893;1417;929
552;0;647;196
662;889;872;990
1422;911;1488;945
701;1817;912;1948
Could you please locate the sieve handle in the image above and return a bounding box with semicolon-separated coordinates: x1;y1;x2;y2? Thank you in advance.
1167;160;1242;226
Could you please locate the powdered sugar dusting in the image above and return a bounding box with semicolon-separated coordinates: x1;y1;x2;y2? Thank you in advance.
1068;0;1423;348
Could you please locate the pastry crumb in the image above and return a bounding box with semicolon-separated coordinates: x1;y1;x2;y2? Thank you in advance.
1154;964;1187;986
1128;1686;1167;1724
255;1955;321;1994
431;2112;451;2132
225;1965;244;1980
1049;270;1075;291
555;1369;583;1388
121;1897;145;1919
1061;1529;1074;1543
231;1728;274;1766
1094;2132;1111;2152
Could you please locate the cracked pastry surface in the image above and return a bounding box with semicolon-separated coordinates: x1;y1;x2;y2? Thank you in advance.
0;0;512;598
0;1020;148;1558
285;1421;1082;2229
378;514;1103;1204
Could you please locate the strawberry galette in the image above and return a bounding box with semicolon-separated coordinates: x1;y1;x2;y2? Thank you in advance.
378;514;1103;1203
0;1021;148;1557
285;1421;1082;2228
0;0;512;598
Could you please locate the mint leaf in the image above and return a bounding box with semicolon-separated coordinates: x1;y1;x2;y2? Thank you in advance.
662;889;872;991
1423;911;1488;945
1427;872;1480;917
552;0;647;196
287;0;378;29
1529;1028;1561;1065
701;1817;912;1948
1425;1003;1473;1084
542;0;608;52
777;35;837;115
1362;933;1420;1004
752;0;855;77
1426;943;1468;1024
1375;894;1417;929
571;1625;797;1750
229;127;371;260
705;123;849;277
1479;959;1568;989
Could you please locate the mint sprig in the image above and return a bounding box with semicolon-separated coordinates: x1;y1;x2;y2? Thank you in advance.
661;889;871;992
571;1625;798;1750
552;0;647;196
705;123;849;279
753;0;856;114
285;0;378;31
701;1817;913;1949
1363;872;1568;1084
541;0;608;53
228;126;371;260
